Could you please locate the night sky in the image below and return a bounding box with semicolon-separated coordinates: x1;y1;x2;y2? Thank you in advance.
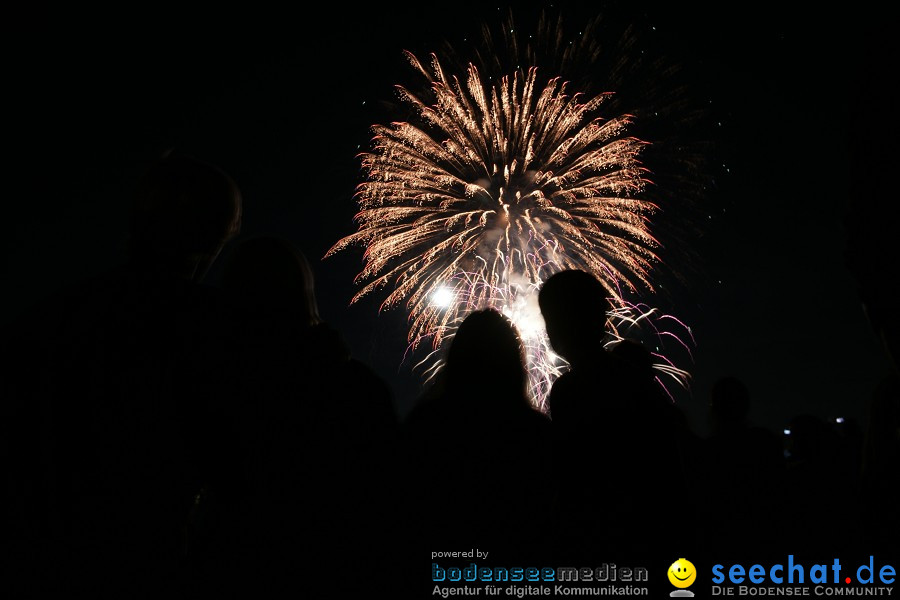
7;2;896;436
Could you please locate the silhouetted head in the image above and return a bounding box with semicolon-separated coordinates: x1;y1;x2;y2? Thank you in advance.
443;309;528;406
129;155;242;280
221;236;321;327
538;269;611;365
710;375;751;433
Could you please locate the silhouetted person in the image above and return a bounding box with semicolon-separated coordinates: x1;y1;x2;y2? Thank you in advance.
611;337;704;533
538;270;626;423
538;269;684;562
400;310;553;567
208;236;396;595
5;155;242;594
701;376;785;558
611;337;699;484
611;337;687;429
129;154;242;281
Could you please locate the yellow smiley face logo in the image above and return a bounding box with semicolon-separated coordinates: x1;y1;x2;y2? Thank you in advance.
668;558;696;588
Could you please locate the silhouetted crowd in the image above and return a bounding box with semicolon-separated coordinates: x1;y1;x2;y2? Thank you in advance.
4;156;898;597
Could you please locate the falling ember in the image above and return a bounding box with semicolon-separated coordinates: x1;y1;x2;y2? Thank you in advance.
327;47;692;411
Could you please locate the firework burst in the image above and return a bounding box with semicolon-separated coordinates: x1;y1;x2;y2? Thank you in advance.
328;26;694;410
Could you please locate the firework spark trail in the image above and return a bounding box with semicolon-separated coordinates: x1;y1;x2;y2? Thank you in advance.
327;49;692;410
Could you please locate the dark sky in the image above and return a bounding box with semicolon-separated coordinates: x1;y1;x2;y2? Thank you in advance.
6;2;896;435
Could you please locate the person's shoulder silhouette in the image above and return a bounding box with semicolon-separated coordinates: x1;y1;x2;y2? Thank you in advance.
406;308;549;432
400;309;552;561
211;234;396;595
219;235;394;437
537;270;681;560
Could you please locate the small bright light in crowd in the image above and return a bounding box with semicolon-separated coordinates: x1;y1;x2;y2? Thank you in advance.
432;287;454;308
835;417;844;424
783;429;791;435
